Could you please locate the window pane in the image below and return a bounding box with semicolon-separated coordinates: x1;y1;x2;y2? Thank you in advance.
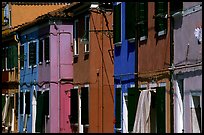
20;92;23;114
13;45;18;68
85;16;90;41
39;39;43;63
113;3;121;43
25;92;30;114
70;89;78;124
7;47;11;69
2;48;5;70
36;92;44;132
138;2;148;38
115;88;121;129
43;91;49;116
15;93;18;117
81;87;89;125
44;37;50;62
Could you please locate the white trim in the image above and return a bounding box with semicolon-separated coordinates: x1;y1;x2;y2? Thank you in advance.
116;84;121;88
130;84;135;88
128;38;135;43
74;86;79;89
157;30;166;36
140;84;148;88
139;36;147;41
159;82;166;87
149;82;157;88
84;84;89;88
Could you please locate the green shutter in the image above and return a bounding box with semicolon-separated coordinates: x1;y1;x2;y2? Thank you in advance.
81;87;89;125
113;3;121;43
125;2;136;39
36;92;44;132
156;87;165;133
10;96;14;108
43;91;49;116
138;2;148;38
115;88;121;129
13;45;18;68
44;37;50;62
25;92;30;114
15;93;18;117
20;45;24;68
155;2;168;33
39;39;43;63
2;48;5;70
2;95;5;111
70;89;78;124
128;87;140;132
29;42;36;66
7;47;11;69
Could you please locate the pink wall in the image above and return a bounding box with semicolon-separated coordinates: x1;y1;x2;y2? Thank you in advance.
49;24;73;133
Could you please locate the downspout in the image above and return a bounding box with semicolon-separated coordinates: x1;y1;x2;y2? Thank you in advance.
169;14;174;133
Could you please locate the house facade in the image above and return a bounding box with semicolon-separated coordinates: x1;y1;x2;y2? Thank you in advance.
173;2;202;133
69;2;114;133
16;4;75;133
113;2;172;133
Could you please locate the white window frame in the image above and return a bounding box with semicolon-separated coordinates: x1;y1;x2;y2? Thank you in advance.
74;20;79;56
84;15;90;53
28;41;37;68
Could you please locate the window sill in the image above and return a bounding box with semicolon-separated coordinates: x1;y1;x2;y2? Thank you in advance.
84;51;89;54
73;54;79;58
39;62;43;65
114;42;122;47
45;60;50;64
28;65;37;68
127;38;135;43
157;30;166;37
139;36;147;41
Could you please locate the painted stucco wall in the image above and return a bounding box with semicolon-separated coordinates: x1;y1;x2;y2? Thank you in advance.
173;2;202;133
114;2;137;133
49;24;73;133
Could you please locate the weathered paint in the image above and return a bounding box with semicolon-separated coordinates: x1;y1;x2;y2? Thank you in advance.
173;2;202;133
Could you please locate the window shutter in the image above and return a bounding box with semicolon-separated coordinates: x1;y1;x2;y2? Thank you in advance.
2;48;5;70
74;20;79;55
155;2;168;33
15;93;18;117
43;91;49;116
70;89;78;124
25;91;30;114
36;92;44;133
7;47;11;69
115;88;121;129
2;95;5;111
85;16;90;41
10;96;14;109
138;2;148;38
113;3;121;43
125;3;136;39
156;87;165;133
128;87;140;132
39;39;43;63
81;87;89;125
20;92;23;114
29;42;36;66
13;45;18;68
44;37;50;62
20;46;24;68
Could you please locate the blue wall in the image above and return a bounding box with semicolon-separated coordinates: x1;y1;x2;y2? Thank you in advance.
113;2;137;132
18;30;39;133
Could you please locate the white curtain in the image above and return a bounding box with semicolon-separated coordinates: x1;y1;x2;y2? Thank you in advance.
174;81;184;133
133;90;151;133
32;88;37;133
2;96;10;124
122;95;128;133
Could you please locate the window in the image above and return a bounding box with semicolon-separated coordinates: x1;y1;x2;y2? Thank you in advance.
20;45;24;69
44;37;50;63
155;2;168;36
39;39;43;64
3;3;10;26
113;3;121;44
20;92;24;114
81;87;89;125
6;47;11;70
12;45;18;68
191;92;201;133
74;20;79;56
125;2;148;41
70;88;78;124
2;48;6;71
29;42;37;67
84;15;90;53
